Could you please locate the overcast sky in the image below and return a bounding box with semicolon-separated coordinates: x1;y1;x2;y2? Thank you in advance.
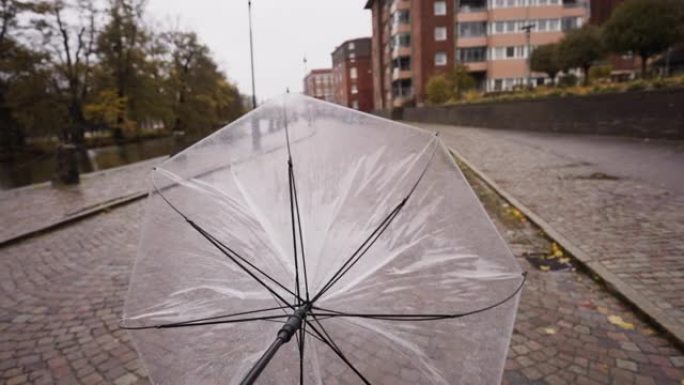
146;0;371;103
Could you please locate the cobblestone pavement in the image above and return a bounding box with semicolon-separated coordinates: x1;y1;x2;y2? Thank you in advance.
461;161;683;385
0;163;682;384
0;157;164;245
418;123;684;341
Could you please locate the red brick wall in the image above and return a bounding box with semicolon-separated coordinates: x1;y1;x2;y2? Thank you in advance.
413;0;455;106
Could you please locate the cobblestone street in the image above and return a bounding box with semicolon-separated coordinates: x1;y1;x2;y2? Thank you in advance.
419;123;684;344
1;158;682;384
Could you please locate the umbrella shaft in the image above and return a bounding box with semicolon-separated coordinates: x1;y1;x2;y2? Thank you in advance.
240;306;308;385
240;337;285;385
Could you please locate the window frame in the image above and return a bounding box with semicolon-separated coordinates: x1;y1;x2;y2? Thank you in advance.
434;1;447;15
435;51;448;66
434;26;447;41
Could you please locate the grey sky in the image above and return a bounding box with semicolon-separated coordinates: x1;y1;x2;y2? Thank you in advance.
146;0;371;103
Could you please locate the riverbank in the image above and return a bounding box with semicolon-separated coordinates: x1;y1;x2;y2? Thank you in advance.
0;136;181;190
0;156;164;245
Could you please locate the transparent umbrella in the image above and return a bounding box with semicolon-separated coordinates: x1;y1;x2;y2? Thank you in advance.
122;94;525;385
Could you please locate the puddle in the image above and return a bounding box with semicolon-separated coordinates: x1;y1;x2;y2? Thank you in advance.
565;172;621;180
524;251;574;272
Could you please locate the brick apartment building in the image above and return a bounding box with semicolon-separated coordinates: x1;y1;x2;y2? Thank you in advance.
365;0;590;108
303;69;335;102
331;38;375;112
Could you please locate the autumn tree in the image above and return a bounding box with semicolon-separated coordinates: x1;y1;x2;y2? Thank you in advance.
603;0;684;76
95;0;147;141
425;75;451;105
530;43;561;85
39;0;99;147
558;25;605;86
425;64;476;104
165;31;242;139
0;0;50;151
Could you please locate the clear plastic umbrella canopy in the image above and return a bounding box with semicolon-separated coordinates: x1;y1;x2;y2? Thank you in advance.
122;94;524;385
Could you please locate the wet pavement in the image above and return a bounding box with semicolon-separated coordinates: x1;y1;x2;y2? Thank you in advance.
460;160;683;385
418;123;684;345
0;157;164;245
0;157;682;384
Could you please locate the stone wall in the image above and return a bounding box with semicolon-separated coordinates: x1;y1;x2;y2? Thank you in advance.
393;88;684;140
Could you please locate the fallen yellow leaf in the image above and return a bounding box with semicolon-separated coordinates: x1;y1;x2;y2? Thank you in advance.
559;257;570;264
543;327;556;335
540;265;550;272
608;315;635;330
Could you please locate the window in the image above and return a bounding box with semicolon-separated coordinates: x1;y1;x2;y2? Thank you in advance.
457;46;487;62
561;17;579;31
435;52;447;66
392;33;411;48
352;100;359;109
459;21;487;37
495;21;505;34
458;0;487;12
506;46;515;58
348;42;355;50
549;19;560;31
392;56;412;71
434;27;447;41
506;21;516;33
434;1;447;15
491;47;505;59
349;52;356;59
538;19;548;31
392;79;413;98
350;67;357;79
393;10;410;24
351;84;358;94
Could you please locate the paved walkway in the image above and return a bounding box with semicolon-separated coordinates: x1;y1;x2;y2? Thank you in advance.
0;157;681;384
417;123;684;344
0;157;164;245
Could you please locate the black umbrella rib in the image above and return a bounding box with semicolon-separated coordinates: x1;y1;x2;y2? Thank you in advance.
290;162;311;302
191;222;297;308
287;159;302;306
305;317;372;385
297;313;307;385
312;137;438;303
284;115;311;305
152;184;303;308
311;272;527;321
313;204;402;302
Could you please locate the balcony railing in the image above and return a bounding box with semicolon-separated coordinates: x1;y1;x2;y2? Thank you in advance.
458;5;487;13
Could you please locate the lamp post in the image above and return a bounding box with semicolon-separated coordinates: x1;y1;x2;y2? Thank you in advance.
248;0;257;109
521;23;535;89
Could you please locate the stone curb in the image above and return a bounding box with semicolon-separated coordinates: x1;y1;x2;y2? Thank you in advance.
448;147;684;350
0;191;147;249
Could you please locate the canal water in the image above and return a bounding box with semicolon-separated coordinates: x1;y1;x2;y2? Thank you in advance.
0;136;183;190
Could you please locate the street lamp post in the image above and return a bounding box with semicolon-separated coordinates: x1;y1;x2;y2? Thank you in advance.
248;0;257;109
521;23;535;89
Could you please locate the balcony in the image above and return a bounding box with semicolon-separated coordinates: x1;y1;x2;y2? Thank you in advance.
457;0;487;13
391;22;411;34
391;46;412;58
464;61;487;71
392;68;412;80
562;0;585;7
